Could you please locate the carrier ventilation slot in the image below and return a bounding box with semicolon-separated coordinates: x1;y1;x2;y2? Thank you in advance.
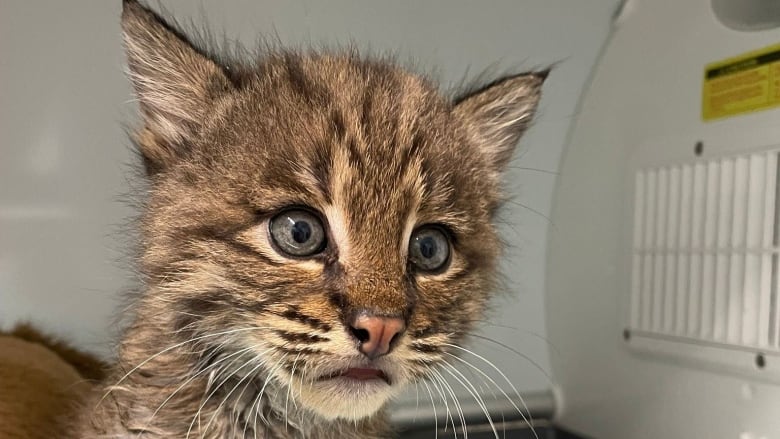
630;151;780;351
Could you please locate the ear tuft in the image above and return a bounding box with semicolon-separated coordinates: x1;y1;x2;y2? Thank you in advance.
121;0;232;174
454;70;548;172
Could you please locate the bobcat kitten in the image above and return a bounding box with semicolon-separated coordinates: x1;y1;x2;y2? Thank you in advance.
76;1;546;437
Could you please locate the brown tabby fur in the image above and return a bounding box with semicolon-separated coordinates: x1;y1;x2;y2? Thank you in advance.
68;1;547;437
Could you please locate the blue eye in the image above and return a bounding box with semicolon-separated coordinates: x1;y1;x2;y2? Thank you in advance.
269;209;326;257
409;227;450;272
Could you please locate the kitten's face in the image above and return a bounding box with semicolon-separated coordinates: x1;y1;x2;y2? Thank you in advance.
123;2;545;421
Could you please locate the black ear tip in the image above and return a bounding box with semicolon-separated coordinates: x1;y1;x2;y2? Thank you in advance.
121;0;154;21
535;68;551;81
122;0;140;11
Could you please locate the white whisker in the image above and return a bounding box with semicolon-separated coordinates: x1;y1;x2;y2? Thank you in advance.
202;352;272;435
185;350;261;438
441;343;539;439
421;377;439;439
430;367;468;439
468;333;553;383
440;359;499;439
99;326;268;408
253;353;289;438
284;353;302;430
135;346;255;438
425;366;457;437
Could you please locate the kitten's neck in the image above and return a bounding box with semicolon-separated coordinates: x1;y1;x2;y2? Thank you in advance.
79;324;391;438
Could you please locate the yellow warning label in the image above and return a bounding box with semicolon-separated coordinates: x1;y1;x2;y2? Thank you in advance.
702;43;780;121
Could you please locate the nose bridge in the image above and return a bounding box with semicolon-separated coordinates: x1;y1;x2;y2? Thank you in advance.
338;188;412;315
344;268;409;316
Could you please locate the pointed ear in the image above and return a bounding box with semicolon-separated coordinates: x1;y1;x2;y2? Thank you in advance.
121;0;232;174
453;71;547;172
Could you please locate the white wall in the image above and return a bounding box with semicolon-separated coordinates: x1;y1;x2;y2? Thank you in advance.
0;0;618;408
547;0;780;437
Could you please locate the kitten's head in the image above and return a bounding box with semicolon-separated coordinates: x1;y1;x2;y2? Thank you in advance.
122;1;545;421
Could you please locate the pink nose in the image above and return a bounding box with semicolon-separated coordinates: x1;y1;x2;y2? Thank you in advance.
349;314;406;359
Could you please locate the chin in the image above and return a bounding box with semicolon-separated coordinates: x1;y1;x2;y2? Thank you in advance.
295;375;405;421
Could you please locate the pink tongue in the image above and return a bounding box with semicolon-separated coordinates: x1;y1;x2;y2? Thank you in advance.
342;368;384;380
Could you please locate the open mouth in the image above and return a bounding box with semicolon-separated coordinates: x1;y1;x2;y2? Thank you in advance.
321;367;391;385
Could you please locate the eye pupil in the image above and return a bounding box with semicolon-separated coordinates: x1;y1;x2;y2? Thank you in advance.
291;221;312;243
419;237;437;259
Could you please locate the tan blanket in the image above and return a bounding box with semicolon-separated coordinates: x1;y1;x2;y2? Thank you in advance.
0;325;105;439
